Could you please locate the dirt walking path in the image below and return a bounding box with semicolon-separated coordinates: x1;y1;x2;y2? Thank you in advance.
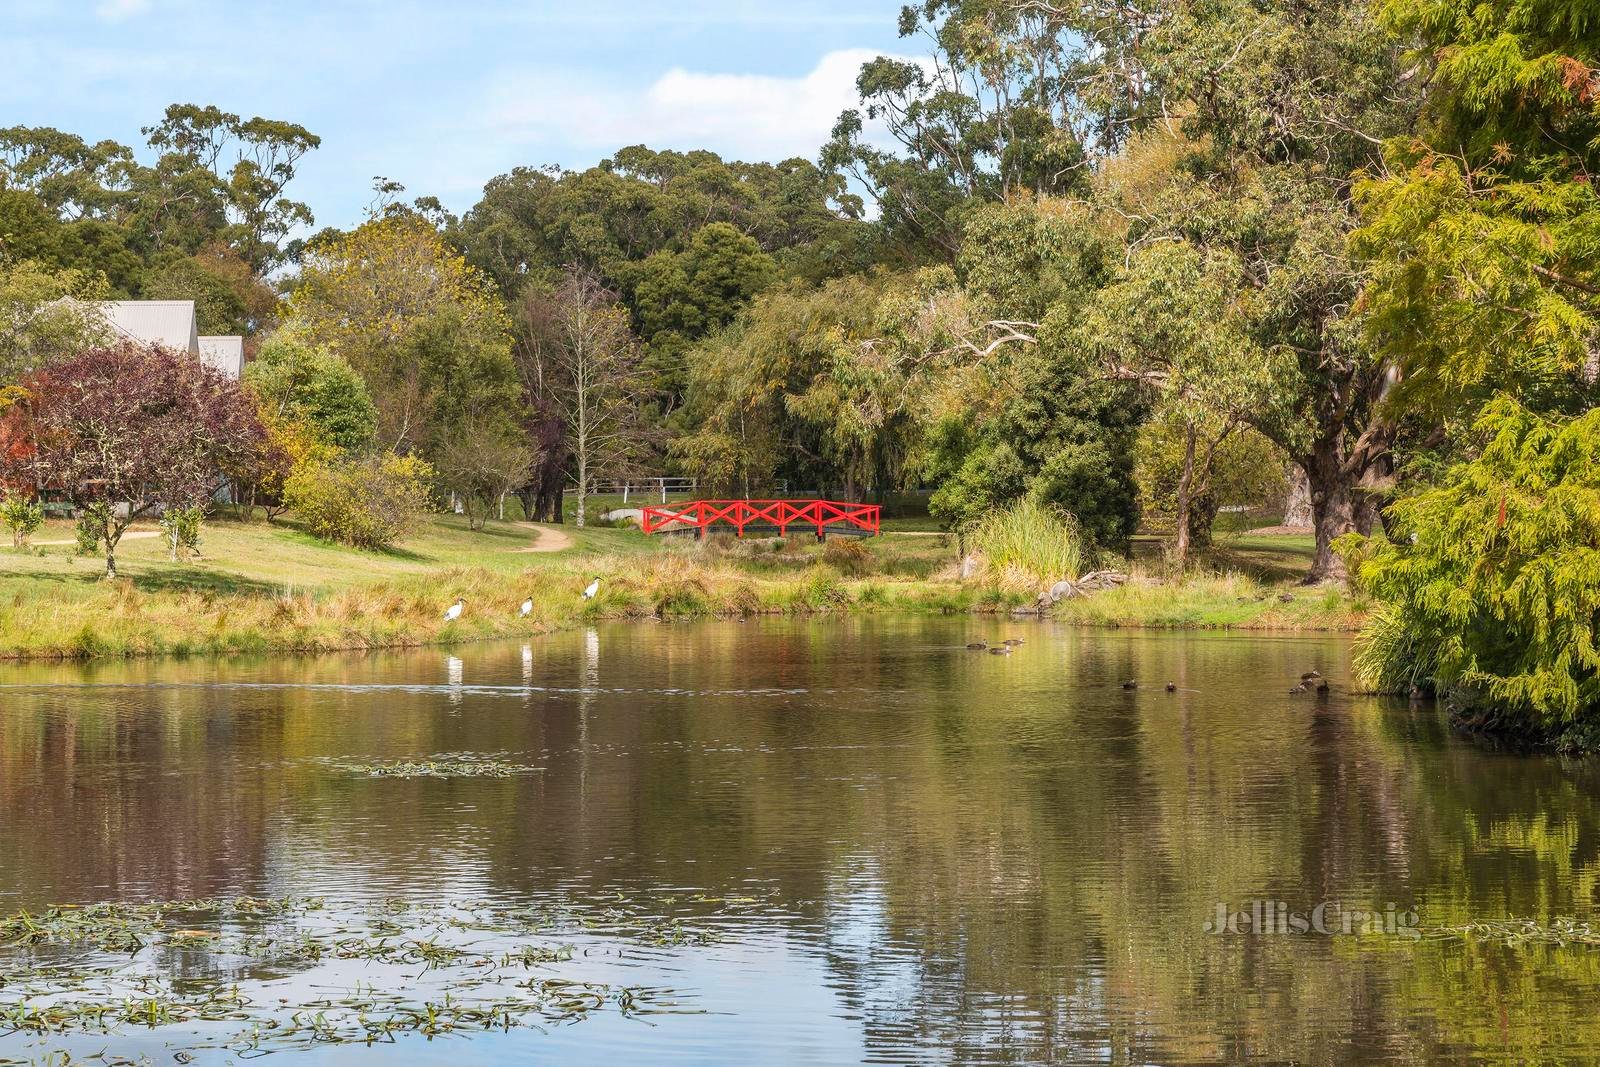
511;522;575;553
34;530;163;547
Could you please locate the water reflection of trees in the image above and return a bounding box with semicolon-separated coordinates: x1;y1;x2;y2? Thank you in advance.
1;623;1598;1062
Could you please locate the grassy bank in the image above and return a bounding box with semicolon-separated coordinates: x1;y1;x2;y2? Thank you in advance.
0;515;1359;661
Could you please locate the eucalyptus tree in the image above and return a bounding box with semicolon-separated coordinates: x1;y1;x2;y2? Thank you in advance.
823;0;1159;259
858;0;1421;579
0;105;319;274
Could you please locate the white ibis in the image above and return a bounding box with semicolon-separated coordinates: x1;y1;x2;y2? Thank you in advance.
519;597;534;618
443;597;464;622
582;577;600;600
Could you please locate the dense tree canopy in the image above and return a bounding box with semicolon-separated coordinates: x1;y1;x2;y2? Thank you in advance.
287;214;519;458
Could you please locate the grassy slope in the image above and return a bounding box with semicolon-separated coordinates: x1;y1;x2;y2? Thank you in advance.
0;515;1356;661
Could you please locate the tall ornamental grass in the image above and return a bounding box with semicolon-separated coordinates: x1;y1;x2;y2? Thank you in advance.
970;498;1083;584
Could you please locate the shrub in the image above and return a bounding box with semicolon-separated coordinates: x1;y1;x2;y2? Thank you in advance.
969;497;1083;585
1349;397;1600;740
158;505;205;561
284;453;434;549
0;492;43;548
75;503;109;556
822;537;871;576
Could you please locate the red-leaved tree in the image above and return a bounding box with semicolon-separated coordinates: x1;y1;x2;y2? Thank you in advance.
0;342;265;578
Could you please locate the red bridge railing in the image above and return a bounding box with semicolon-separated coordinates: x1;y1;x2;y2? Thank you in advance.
640;499;881;539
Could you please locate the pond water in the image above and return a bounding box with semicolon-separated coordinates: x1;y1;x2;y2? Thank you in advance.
1;618;1598;1064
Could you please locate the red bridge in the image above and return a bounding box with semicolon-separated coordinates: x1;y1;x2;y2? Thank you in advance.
640;499;881;539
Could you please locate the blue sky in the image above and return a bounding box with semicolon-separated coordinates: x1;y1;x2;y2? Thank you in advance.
2;1;910;230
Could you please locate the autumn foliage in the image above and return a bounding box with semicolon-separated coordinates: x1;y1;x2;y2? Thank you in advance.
0;342;265;576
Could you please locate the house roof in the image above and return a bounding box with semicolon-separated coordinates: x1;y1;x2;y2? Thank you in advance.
100;300;199;356
198;335;245;379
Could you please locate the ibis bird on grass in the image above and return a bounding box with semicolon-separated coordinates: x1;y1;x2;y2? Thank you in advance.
582;577;601;600
519;597;534;618
443;597;465;622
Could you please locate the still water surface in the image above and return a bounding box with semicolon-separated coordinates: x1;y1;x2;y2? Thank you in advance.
2;618;1598;1064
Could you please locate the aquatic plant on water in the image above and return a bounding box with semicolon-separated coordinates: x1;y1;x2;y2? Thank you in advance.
0;892;765;1056
317;755;538;778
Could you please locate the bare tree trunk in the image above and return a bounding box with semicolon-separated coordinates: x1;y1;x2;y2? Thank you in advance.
574;453;587;529
1304;441;1359;584
1173;421;1197;571
1282;466;1313;528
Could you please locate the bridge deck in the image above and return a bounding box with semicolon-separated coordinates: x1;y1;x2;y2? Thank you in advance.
640;499;881;539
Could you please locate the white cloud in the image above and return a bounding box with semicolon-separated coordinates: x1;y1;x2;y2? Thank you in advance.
483;48;904;164
94;0;151;22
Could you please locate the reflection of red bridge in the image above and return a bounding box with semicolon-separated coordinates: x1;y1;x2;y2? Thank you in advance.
640;499;881;539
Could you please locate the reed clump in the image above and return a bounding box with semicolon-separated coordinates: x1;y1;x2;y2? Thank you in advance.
969;499;1084;586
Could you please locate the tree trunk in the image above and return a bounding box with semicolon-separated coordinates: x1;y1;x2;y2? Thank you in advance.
1173;422;1197;571
574;458;587;529
1355;451;1395;537
1188;492;1218;552
1282;466;1313;528
1304;442;1360;584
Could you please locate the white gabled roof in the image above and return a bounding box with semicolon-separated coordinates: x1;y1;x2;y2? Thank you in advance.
100;300;199;356
198;335;245;379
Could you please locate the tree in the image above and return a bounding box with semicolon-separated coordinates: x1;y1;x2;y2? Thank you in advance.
1351;0;1599;423
0;189;144;295
1349;398;1600;747
870;215;1145;550
0;490;44;549
1;106;320;274
1074;241;1269;568
885;0;1419;579
0;258;111;385
521;268;650;527
923;365;1148;550
631;222;776;404
823;0;1146;259
0;343;264;578
242;409;328;523
244;332;377;452
139;104;320;273
433;428;538;530
1134;412;1286;556
458;146;873;303
673;273;893;497
142;244;280;335
287;215;518;456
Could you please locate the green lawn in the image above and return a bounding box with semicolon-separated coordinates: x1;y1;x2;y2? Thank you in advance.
4;513;652;594
1208;532;1318;582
